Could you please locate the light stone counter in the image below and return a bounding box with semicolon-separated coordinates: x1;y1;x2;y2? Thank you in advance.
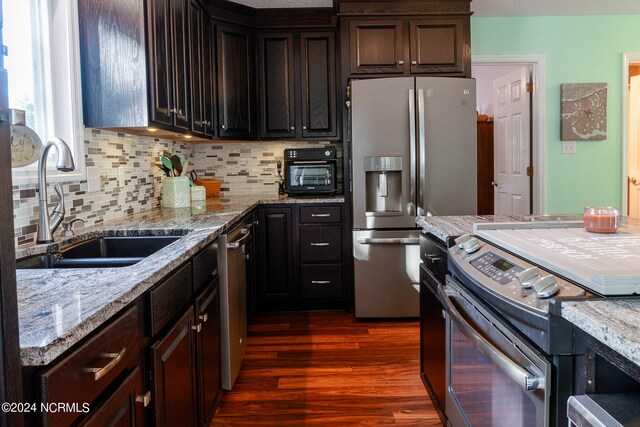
562;299;640;367
17;194;344;366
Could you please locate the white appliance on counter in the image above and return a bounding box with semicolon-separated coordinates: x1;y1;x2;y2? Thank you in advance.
351;77;477;318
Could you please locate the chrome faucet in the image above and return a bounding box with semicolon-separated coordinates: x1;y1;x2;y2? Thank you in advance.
36;138;75;244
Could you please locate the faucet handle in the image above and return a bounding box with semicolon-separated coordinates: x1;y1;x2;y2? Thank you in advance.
61;217;87;237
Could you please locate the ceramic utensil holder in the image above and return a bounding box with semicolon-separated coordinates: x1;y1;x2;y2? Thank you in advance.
162;176;190;208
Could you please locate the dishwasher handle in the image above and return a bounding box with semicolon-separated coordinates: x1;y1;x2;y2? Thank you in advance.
227;228;252;250
357;237;419;245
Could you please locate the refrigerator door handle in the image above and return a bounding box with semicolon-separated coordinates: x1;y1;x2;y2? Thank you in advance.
417;88;426;216
408;89;416;216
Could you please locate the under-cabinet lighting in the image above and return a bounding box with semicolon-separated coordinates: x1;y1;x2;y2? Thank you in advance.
147;127;158;132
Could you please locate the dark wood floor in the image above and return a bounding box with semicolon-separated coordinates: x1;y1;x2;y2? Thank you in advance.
212;311;441;425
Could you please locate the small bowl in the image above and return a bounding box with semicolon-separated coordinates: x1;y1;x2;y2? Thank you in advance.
583;206;619;233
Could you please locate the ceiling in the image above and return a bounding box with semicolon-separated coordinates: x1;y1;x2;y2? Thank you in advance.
227;0;640;16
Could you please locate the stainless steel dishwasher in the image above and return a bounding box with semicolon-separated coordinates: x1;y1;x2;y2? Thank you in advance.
218;218;252;390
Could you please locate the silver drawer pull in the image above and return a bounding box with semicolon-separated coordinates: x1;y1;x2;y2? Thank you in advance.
136;391;152;407
311;213;331;218
311;280;331;285
310;242;330;247
426;254;444;262
199;313;208;323
86;347;126;381
192;323;202;333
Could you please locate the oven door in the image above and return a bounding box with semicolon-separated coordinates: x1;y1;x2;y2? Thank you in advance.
441;276;551;427
285;161;335;193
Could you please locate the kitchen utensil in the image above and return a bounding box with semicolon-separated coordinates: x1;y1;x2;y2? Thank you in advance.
155;163;171;177
10;124;43;167
171;155;183;176
188;170;198;183
161;156;174;176
179;155;185;165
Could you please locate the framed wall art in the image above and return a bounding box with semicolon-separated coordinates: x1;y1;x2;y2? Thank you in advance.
560;83;607;141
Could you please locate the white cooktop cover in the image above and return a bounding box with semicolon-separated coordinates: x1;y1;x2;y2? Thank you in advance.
474;225;640;295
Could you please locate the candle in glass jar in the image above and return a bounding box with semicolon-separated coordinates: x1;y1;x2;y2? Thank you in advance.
583;207;619;233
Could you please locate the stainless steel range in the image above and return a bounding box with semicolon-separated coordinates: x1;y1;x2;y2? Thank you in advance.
442;221;617;427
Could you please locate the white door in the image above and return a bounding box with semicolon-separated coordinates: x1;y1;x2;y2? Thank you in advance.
493;67;531;215
629;75;640;218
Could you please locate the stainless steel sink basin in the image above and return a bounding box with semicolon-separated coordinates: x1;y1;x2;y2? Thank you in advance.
16;236;181;269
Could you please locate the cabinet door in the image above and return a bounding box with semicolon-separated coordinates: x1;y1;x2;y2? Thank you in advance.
349;19;404;74
189;0;205;135
409;17;468;75
203;19;216;137
258;33;296;139
196;281;221;425
79;367;146;427
148;0;173;126
300;32;337;138
150;307;197;426
171;0;190;130
217;24;256;139
256;208;294;309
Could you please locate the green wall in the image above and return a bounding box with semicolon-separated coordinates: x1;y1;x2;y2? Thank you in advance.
472;15;640;214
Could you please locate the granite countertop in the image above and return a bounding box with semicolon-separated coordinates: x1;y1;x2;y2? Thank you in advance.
17;194;344;366
416;215;516;243
562;299;640;367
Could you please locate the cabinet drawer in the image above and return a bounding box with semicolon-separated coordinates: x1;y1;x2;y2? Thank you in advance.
299;226;342;262
41;305;141;427
147;262;193;337
299;205;341;223
420;234;447;283
193;242;218;293
301;264;342;299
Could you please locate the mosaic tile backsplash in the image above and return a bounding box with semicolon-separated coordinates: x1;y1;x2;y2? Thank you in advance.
12;129;340;247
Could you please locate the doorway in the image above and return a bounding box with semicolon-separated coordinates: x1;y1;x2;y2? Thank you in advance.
471;55;547;215
623;54;640;218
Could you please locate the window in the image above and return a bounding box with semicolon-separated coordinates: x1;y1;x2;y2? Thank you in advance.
4;0;84;183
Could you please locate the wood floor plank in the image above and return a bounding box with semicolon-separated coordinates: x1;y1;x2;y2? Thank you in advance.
212;311;439;426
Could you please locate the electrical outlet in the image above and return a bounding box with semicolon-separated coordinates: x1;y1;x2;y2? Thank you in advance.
562;141;577;154
86;166;100;193
118;167;126;187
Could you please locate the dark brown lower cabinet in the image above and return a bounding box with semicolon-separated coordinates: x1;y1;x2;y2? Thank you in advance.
195;281;222;425
79;367;146;427
150;306;198;426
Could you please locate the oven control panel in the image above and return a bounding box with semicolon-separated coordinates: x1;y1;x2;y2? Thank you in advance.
470;252;524;285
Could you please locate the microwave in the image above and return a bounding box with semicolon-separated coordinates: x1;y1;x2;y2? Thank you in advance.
284;148;337;195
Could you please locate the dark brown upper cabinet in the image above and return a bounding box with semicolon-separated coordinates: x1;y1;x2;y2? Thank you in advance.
410;17;468;75
348;20;404;74
148;0;191;130
258;33;296;139
257;30;338;140
301;32;337;138
189;0;205;136
343;15;470;78
217;23;256;140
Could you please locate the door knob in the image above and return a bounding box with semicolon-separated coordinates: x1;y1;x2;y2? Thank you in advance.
491;180;499;187
630;176;639;185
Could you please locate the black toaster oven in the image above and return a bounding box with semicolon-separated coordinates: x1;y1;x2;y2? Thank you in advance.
284;148;337;195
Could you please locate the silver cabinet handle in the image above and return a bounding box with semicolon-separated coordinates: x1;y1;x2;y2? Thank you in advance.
398;60;404;65
290;126;295;130
199;313;208;323
357;238;419;245
302;125;307;130
311;213;331;218
178;109;183;115
192;323;202;333
86;348;126;381
411;60;417;65
310;242;330;247
221;124;227;130
311;280;331;285
136;391;152;407
426;254;444;262
437;285;544;391
169;108;177;113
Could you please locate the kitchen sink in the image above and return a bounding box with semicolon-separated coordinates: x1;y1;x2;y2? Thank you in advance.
16;236;181;269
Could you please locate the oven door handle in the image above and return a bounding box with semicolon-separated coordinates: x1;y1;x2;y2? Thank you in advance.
438;284;545;392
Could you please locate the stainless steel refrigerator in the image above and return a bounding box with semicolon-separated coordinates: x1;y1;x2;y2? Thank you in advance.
351;77;476;318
